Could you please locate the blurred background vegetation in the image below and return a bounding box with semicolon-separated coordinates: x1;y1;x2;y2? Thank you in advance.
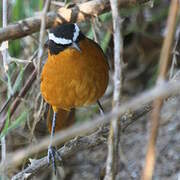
0;0;179;179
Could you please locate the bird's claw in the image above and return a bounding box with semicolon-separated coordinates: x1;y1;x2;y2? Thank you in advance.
47;146;62;174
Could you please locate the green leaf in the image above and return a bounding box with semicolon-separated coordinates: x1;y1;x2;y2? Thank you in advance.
101;31;111;52
39;0;44;11
99;12;112;22
0;109;11;138
9;40;21;57
86;26;94;39
12;66;24;93
0;111;27;138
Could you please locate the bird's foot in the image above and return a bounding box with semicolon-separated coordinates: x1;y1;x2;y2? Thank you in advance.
47;146;62;174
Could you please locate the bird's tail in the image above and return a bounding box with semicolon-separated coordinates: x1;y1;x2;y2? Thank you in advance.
47;106;75;133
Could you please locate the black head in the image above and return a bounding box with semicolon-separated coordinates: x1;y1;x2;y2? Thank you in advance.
47;23;84;55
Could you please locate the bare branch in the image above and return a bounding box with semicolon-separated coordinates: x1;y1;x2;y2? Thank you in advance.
1;0;8;169
0;51;38;132
0;0;150;43
37;0;51;75
141;1;180;180
11;106;150;179
0;0;9;70
0;67;37;132
11;127;109;180
1;80;180;171
104;0;123;178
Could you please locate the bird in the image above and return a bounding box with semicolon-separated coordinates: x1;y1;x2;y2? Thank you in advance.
40;23;109;173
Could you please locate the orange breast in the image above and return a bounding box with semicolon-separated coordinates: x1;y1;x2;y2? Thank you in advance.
40;38;109;111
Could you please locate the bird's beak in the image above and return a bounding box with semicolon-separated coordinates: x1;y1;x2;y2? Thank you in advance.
71;42;81;52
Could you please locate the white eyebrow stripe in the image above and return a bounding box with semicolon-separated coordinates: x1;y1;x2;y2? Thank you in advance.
73;24;80;42
49;33;72;45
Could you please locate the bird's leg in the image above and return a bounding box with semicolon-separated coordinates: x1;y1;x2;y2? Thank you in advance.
97;100;104;115
48;112;62;174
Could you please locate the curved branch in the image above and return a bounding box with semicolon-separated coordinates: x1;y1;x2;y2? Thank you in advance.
11;127;109;180
0;0;150;43
1;80;180;174
11;106;150;180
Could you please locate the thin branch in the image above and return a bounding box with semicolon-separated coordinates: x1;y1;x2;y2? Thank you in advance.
141;1;180;180
1;0;8;169
169;24;180;79
105;0;123;178
37;0;51;75
0;51;38;132
11;127;109;180
10;106;150;179
0;0;150;43
51;1;65;7
0;96;12;114
1;80;180;171
0;0;9;71
0;67;37;132
0;0;10;88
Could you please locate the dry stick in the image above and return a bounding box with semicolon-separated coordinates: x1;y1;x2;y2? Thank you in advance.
0;68;37;132
51;1;65;7
12;106;150;180
1;0;9;70
169;26;180;79
1;80;180;171
0;50;38;132
0;96;12;114
0;0;8;168
37;0;51;76
141;1;180;180
0;0;150;43
104;0;123;178
11;127;109;180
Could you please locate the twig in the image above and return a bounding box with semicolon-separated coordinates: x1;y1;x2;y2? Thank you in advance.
141;1;180;180
0;68;37;132
11;127;109;180
0;95;13;115
1;80;180;171
0;0;150;43
122;104;152;132
0;0;9;71
0;54;36;115
91;19;99;43
11;106;150;179
169;24;180;79
51;1;65;7
1;0;8;170
104;0;123;178
37;0;51;76
0;51;38;132
10;57;32;64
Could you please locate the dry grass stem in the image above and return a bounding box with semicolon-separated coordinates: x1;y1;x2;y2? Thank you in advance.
1;80;180;171
37;0;51;76
6;106;150;178
0;50;38;132
141;1;180;180
169;26;180;79
104;0;123;178
11;128;109;180
1;0;8;168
